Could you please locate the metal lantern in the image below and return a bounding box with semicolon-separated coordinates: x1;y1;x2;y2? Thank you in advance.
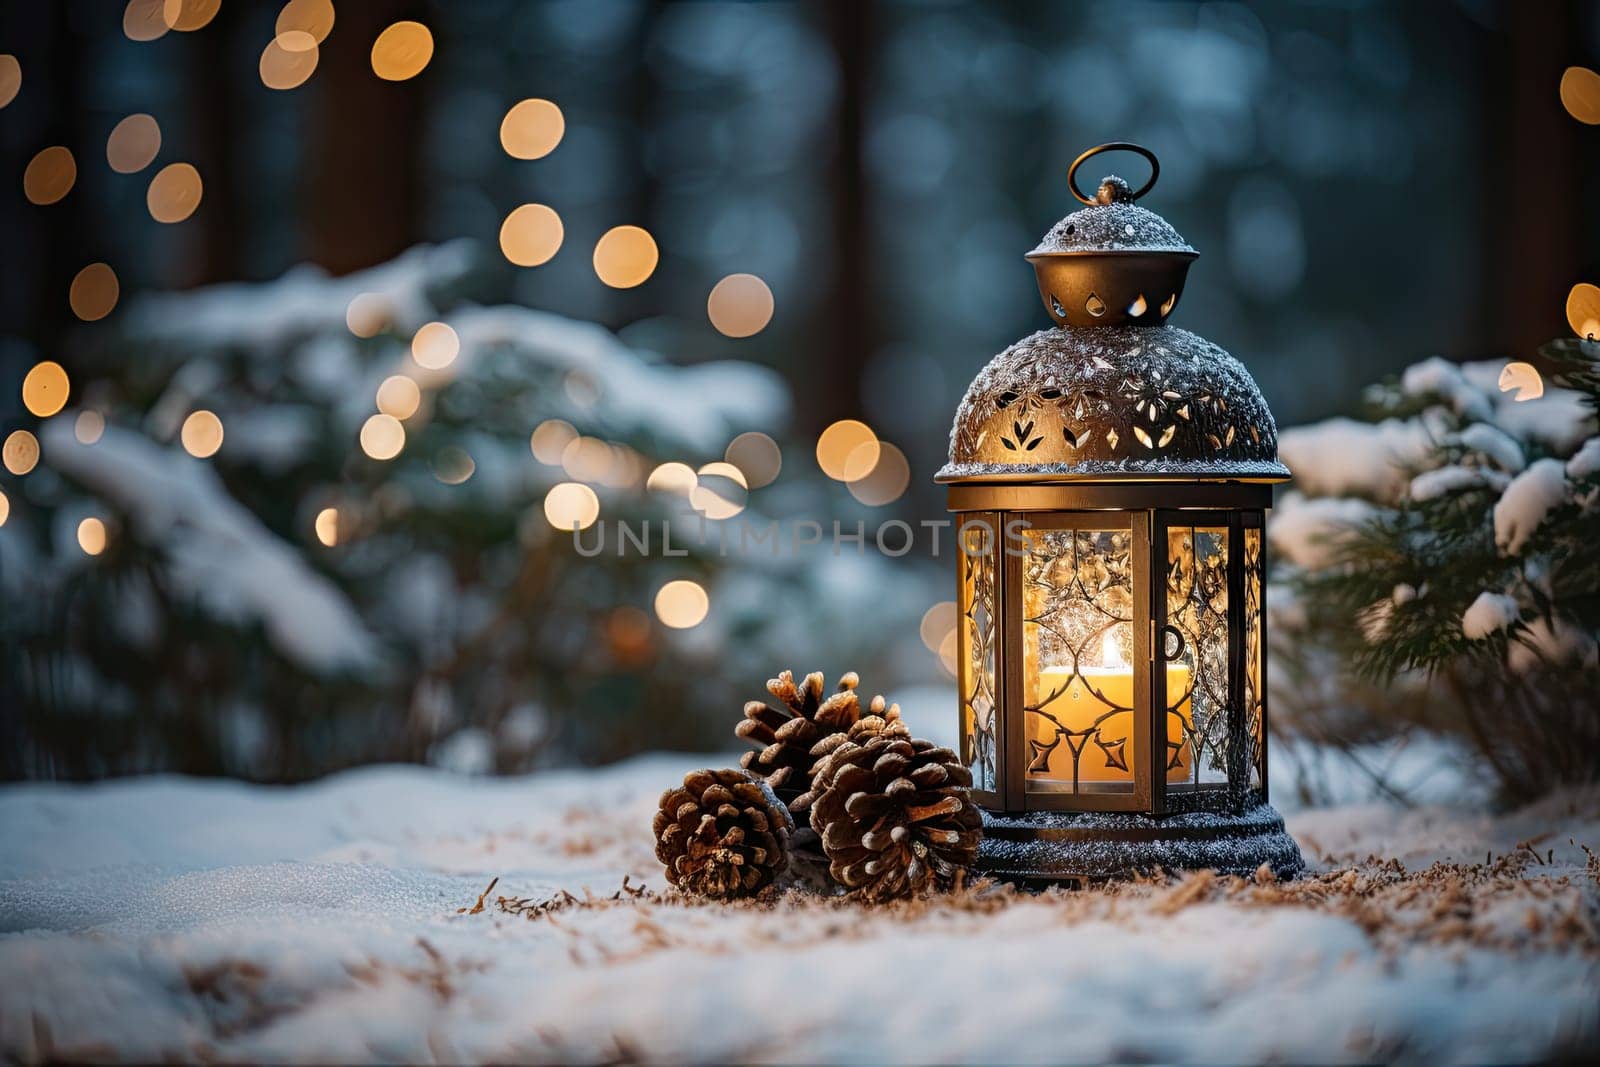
937;143;1304;884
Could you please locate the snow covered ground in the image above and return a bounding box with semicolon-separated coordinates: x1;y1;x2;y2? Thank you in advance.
2;754;1597;1064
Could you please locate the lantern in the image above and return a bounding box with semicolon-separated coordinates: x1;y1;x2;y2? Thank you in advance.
938;144;1304;884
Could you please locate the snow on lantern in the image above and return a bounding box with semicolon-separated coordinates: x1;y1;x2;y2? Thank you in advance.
937;144;1304;884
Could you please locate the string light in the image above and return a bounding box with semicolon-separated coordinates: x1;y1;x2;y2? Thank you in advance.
123;0;169;41
180;410;224;458
74;411;106;445
411;322;459;370
3;431;39;475
276;0;335;44
360;414;405;460
22;361;70;417
1568;283;1600;340
647;461;697;498
559;435;613;482
707;274;775;338
847;441;910;506
166;0;221;32
376;375;421;419
0;488;9;527
314;506;340;546
78;517;108;556
690;462;748;520
433;447;476;485
147;163;203;223
260;33;319;90
816;419;879;481
106;114;161;173
0;55;21;110
345;293;389;337
499;204;564;267
371;21;434;81
723;431;782;489
69;263;120;322
920;602;959;654
23;146;75;205
654;580;709;629
1561;66;1600;125
593;226;658;288
530;419;577;465
500;98;565;160
543;482;599;530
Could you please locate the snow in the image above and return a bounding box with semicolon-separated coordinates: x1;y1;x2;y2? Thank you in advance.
1407;464;1494;501
1493;458;1567;556
1029;198;1196;255
1278;416;1432;501
1461;591;1520;640
38;422;384;675
1267;492;1375;570
1455;421;1524;472
1401;356;1494;422
1;760;1596;1064
1568;437;1600;480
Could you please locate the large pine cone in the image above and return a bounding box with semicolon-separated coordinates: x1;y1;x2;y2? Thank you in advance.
736;670;900;801
653;768;793;899
804;724;981;902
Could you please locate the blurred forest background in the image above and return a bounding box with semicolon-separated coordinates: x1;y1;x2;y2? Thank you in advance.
2;0;1598;786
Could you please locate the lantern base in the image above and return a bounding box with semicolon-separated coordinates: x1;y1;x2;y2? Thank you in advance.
975;804;1304;887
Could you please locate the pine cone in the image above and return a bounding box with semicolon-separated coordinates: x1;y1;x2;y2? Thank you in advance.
653;768;793;899
736;670;901;801
804;727;981;902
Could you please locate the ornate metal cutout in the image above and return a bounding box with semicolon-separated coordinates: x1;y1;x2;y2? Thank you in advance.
958;522;998;792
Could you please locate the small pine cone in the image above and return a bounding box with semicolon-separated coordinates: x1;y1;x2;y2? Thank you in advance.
736;670;901;801
807;733;981;902
653;768;793;899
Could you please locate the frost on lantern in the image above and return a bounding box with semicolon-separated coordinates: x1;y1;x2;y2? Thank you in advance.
940;144;1300;885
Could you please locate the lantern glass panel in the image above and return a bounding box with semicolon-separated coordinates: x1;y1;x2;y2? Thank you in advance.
957;518;999;794
1162;524;1232;792
1244;524;1266;793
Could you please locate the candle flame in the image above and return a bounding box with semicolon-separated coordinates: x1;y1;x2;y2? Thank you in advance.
1102;629;1130;670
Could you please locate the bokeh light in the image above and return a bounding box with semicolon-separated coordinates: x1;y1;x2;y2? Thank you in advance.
77;517;108;557
314;506;340;547
74;410;106;445
345;293;389;337
433;446;476;485
919;601;959;654
1561;66;1600;125
260;33;319;90
816;419;879;481
276;0;335;44
106;114;161;173
499;204;564;267
707;274;775;338
543;481;600;530
691;461;748;519
560;435;613;482
371;21;434;81
165;0;221;32
23;146;75;205
592;225;659;288
0;488;8;527
500;98;565;159
647;461;697;498
22;361;70;417
180;410;224;458
723;431;782;489
1;55;22;110
530;419;577;464
847;440;910;506
376;375;422;419
147;163;203;223
3;431;39;476
360;414;406;460
1568;283;1600;340
1497;361;1544;402
937;628;959;678
123;0;169;42
654;580;710;629
69;263;120;322
411;322;459;370
607;605;654;665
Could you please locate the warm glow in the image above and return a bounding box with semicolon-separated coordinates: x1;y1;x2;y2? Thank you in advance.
707;274;775;338
260;33;319;90
123;0;170;41
919;601;958;654
1102;629;1130;670
816;419;879;481
75;410;106;445
77;517;108;556
654;579;709;629
647;461;698;498
724;431;782;489
500;98;565;159
3;431;39;476
1568;283;1600;340
69;263;120;322
360;413;406;460
0;54;18;110
376;375;422;419
165;0;221;32
530;419;577;465
23;146;75;205
22;361;70;418
147;162;203;223
592;225;659;288
543;481;600;531
411;322;459;370
499;204;564;267
181;410;224;458
345;293;389;337
1561;66;1600;125
276;0;335;44
937;628;959;678
314;506;339;547
691;462;748;519
0;488;9;527
371;21;434;81
1497;361;1544;403
847;440;910;506
434;447;476;485
106;114;161;172
560;435;613;482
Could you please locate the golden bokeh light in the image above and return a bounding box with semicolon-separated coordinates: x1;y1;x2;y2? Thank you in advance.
164;0;221;32
937;628;959;678
500;98;565;160
1568;283;1600;340
0;488;8;527
123;0;170;42
593;225;659;288
411;321;459;370
180;410;224;458
707;274;775;338
654;579;710;630
22;361;70;417
260;33;319;90
691;461;748;520
106;114;161;173
23;146;75;205
647;461;698;498
0;54;20;110
371;21;434;81
434;446;476;485
560;435;613;482
276;0;335;44
147;162;203;223
724;431;782;489
499;203;564;267
530;419;577;465
816;419;879;481
314;506;340;547
543;481;600;531
1561;66;1600;125
1497;361;1544;403
376;375;422;419
359;413;406;460
847;440;910;506
75;410;106;445
69;263;120;322
607;605;654;664
4;430;40;476
919;601;959;654
345;292;389;337
78;517;108;556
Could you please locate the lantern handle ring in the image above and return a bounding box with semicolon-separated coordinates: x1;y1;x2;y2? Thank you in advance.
1159;624;1186;663
1067;142;1160;206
